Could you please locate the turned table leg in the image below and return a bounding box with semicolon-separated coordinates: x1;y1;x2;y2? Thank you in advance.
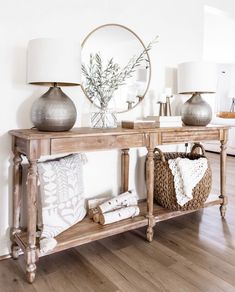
219;140;228;218
146;147;155;242
25;159;38;283
121;149;129;193
11;149;23;260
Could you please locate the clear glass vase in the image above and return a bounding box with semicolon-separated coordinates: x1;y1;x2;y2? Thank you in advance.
90;107;117;128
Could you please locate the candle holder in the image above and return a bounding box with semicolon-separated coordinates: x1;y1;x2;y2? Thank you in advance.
158;101;166;116
126;100;135;110
165;95;173;116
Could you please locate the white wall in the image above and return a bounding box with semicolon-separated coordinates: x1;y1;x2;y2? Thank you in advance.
0;0;234;256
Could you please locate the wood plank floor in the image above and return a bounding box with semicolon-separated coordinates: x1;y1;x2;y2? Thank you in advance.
0;152;234;292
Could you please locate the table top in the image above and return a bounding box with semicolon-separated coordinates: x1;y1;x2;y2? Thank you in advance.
9;125;230;140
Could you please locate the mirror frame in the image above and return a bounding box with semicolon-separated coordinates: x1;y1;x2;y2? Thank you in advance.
81;23;151;113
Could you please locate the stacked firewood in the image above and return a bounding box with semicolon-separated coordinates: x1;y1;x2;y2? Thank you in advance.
87;190;140;225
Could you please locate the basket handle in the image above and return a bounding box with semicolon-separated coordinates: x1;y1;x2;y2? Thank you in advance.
190;143;206;156
153;148;166;162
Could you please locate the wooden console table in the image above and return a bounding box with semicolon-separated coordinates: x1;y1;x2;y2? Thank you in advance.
9;125;229;283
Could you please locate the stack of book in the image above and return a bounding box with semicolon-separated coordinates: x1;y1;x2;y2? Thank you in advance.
121;120;158;129
121;116;182;129
144;116;182;127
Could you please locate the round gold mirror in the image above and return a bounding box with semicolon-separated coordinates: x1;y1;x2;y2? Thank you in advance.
81;24;151;113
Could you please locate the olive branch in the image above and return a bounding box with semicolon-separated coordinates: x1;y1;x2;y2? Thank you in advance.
82;36;158;108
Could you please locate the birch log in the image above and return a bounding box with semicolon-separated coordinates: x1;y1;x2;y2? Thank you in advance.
88;207;99;219
87;197;111;210
93;212;100;223
97;191;138;214
99;206;140;225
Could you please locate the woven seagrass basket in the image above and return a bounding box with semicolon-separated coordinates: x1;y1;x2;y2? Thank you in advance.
153;143;212;211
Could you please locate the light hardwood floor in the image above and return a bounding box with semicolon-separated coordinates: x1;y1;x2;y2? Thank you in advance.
0;152;234;292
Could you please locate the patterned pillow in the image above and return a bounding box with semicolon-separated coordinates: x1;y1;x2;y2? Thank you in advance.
37;153;87;239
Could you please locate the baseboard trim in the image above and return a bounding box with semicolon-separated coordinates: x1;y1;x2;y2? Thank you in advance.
0;253;11;261
0;238;11;260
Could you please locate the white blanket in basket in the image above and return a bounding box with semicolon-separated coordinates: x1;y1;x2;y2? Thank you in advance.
168;157;208;206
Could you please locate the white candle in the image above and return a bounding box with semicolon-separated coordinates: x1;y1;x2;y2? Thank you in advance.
165;87;172;96
159;93;166;102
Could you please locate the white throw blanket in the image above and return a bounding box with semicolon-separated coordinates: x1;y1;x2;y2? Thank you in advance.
168;157;208;206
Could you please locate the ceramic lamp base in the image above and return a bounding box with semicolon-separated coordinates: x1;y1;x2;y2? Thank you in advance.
31;87;77;132
181;93;212;126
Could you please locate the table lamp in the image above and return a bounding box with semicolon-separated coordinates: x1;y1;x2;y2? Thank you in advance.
27;38;81;131
177;61;217;126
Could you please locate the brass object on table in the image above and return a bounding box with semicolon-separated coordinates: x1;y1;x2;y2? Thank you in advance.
165;96;172;116
158;102;166;116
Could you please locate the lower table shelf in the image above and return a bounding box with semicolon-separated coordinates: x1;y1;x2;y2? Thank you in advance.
15;194;222;257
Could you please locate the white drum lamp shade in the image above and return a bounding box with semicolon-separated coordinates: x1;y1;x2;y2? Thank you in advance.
27;38;81;85
27;38;81;132
177;61;217;126
178;62;217;94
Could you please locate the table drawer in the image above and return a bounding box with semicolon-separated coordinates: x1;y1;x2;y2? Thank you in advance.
51;134;145;154
161;130;220;144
